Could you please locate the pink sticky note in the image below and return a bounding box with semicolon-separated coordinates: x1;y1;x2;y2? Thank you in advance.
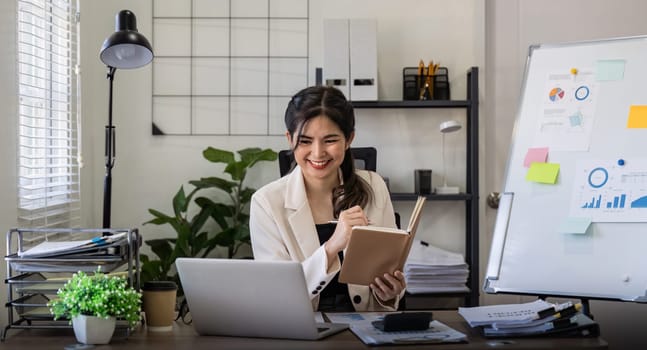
523;147;549;168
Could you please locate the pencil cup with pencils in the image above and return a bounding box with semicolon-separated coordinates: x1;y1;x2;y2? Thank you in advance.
402;66;450;101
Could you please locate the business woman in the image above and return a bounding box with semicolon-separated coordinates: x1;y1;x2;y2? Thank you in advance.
250;86;405;312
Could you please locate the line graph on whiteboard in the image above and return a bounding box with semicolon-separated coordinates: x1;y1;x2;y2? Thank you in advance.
570;159;647;222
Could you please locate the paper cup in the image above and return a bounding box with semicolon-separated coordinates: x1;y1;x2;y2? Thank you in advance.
142;281;177;332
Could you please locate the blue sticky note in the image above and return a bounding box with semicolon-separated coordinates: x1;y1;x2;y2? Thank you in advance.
558;217;592;234
596;60;625;81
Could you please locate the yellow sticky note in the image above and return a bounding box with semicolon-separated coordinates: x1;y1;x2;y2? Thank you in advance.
627;105;647;128
526;162;560;184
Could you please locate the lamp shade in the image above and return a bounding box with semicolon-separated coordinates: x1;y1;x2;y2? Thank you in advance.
439;120;461;133
100;10;153;69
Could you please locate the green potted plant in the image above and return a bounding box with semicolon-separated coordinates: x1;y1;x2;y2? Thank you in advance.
140;147;277;293
48;268;141;345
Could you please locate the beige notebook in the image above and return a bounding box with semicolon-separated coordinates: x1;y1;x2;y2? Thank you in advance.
338;196;426;285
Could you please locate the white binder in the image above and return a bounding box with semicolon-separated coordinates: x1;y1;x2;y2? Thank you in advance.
323;19;350;98
349;19;378;101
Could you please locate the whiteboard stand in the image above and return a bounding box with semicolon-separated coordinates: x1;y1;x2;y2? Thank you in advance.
484;36;647;315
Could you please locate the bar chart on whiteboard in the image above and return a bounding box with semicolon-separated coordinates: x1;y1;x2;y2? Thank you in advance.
569;158;647;222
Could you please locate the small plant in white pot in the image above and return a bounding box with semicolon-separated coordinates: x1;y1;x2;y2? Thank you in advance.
48;268;142;345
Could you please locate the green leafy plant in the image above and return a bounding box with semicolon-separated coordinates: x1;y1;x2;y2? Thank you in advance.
140;147;277;291
48;268;141;329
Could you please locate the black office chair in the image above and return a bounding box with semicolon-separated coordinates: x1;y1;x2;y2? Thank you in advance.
278;146;377;177
278;147;400;228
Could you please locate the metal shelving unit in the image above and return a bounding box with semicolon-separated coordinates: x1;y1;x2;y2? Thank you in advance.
351;67;479;308
3;228;141;340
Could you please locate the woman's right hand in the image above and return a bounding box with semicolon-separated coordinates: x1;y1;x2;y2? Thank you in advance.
324;205;368;257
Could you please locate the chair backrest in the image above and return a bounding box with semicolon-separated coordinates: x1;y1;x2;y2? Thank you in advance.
277;146;399;228
278;147;377;177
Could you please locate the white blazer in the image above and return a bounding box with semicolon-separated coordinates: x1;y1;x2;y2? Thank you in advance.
250;165;401;311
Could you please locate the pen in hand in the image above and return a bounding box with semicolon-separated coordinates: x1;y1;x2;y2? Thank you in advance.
327;220;371;225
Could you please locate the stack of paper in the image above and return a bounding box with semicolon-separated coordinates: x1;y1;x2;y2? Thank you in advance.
325;312;467;345
458;300;597;337
403;240;469;294
18;231;129;258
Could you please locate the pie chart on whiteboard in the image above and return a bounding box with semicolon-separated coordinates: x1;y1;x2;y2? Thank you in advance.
548;87;565;102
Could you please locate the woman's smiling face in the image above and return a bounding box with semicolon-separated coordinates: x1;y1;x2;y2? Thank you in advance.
288;115;353;183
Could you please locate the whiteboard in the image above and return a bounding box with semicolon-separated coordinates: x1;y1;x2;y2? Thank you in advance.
484;36;647;302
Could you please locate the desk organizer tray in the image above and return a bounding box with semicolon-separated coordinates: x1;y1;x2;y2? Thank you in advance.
3;228;140;340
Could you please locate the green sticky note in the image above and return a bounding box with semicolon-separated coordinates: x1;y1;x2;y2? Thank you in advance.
596;59;625;81
526;162;560;184
558;217;592;234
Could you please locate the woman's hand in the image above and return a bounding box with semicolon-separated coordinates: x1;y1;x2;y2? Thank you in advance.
370;271;406;303
324;205;368;256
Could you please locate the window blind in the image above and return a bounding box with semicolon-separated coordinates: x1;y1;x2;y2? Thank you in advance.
17;0;81;228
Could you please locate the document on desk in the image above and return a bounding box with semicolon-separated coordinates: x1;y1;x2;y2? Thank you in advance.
325;312;467;345
458;299;555;327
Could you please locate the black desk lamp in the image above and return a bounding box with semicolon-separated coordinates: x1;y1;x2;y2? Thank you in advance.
99;9;153;228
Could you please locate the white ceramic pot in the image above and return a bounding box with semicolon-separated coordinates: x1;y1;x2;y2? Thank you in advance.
72;314;116;345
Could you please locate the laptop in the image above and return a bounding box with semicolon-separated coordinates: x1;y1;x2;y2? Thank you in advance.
176;258;349;340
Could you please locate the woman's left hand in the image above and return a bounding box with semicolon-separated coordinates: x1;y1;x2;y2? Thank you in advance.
370;270;406;302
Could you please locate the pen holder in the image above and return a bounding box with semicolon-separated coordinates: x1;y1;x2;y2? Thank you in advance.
402;66;450;100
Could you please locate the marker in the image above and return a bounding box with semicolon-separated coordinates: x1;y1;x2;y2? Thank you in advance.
536;302;582;320
548;303;582;320
551;317;575;330
536;306;557;319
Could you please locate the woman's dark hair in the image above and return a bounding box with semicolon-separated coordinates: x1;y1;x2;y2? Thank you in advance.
285;85;373;217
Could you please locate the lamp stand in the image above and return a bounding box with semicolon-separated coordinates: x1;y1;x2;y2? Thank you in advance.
436;131;460;194
103;66;117;228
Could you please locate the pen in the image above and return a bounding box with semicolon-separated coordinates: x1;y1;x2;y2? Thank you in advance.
426;61;434;99
326;220;372;225
417;59;425;99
